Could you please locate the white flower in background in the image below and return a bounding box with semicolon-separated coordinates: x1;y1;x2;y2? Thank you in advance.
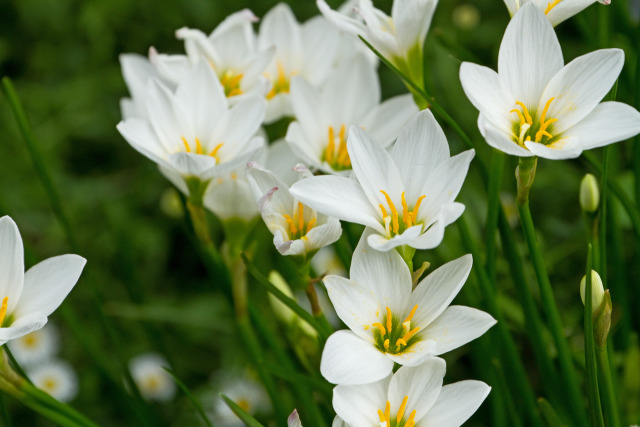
176;9;273;103
258;3;341;123
288;409;303;427
0;217;85;346
333;359;491;427
246;163;342;257
460;4;640;160
117;61;266;197
291;110;473;251
8;323;59;367
119;53;165;120
286;53;417;175
29;360;79;403
317;0;437;82
211;375;270;427
319;233;495;385
129;353;176;402
503;0;609;26
311;247;346;278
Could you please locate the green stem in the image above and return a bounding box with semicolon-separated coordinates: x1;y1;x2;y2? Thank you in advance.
3;347;31;385
164;368;215;427
517;198;586;424
596;347;620;427
486;149;505;284
305;280;334;341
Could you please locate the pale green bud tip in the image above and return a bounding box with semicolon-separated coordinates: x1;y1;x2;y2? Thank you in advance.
579;173;600;213
267;271;296;324
580;270;605;312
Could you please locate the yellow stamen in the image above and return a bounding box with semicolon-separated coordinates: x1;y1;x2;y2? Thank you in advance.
0;297;8;326
283;214;298;235
384;401;390;423
411;195;426;224
545;0;562;14
383;339;390;350
372;322;387;336
306;218;316;234
209;143;224;159
266;61;290;99
379;204;388;218
401;192;412;228
336;124;350;167
397;396;409;423
535;97;558;142
515;101;533;125
396;338;407;348
377;409;386;423
406;410;417;427
181;136;191;152
403;305;418;323
401;326;421;343
386;307;393;335
539;97;555;125
195;137;204;154
297;202;304;236
326;127;335;164
510;108;526;126
380;190;399;233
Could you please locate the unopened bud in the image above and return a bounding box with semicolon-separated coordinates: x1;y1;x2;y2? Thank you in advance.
580;174;600;213
594;291;612;349
580;270;605;313
268;271;296;324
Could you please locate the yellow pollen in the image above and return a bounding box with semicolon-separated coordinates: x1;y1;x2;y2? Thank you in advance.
406;410;417;427
383;339;390;350
380;190;399;233
397;396;409;423
545;0;562;14
412;195;425;224
0;297;8;326
372;322;387;335
386;307;393;335
514;101;533;125
401;192;412;228
403;305;418;323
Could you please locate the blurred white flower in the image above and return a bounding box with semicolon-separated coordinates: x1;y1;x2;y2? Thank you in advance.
460;4;640;160
503;0;609;26
0;216;85;346
333;359;490;426
319;233;495;385
29;360;79;403
129;353;176;402
286;53;417;175
290;110;473;252
8;323;59;367
211;375;270;427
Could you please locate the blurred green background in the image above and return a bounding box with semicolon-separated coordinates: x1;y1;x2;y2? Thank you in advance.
1;0;639;425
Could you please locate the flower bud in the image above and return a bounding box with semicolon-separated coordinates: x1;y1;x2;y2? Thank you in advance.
580;270;605;313
580;174;600;213
267;271;296;325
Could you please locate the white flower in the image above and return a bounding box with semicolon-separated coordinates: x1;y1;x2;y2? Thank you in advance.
311;247;346;278
246;163;342;257
286;53;417;175
8;323;59;367
29;360;79;403
319;233;495;385
0;217;85;346
176;9;273;103
333;358;491;427
503;0;609;26
258;3;342;123
317;0;437;82
129;353;176;402
210;374;270;427
290;110;473;251
117;61;266;196
460;4;640;160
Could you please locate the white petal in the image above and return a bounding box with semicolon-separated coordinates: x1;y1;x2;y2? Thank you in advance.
116;118;169;164
351;230;412;315
246;163;294;216
0;217;24;313
119;53;156;101
498;4;563;107
360;94;418;148
366;225;423;252
333;376;390;426
285;122;323;171
214;97;266;160
317;0;367;37
301;17;340;84
290;176;384;232
144;79;189;148
386;339;437;366
15;255;86;319
168;152;217;178
422;381;491;427
323;276;381;341
481;116;534;157
545;0;597;27
524;136;583;159
564;101;640;150
542;49;624;133
259;3;302;71
289;77;327;152
392;0;437;53
424;306;496;355
411;255;473;328
405;218;445;250
0;313;47;346
303;217;343;252
388;359;446;423
460;63;514;133
320;330;394;385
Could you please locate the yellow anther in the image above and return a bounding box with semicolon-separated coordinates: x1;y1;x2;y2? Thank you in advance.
384;401;390;423
386;307;393;335
306;218;316;234
396;338;407;348
539;97;555;125
383;339;390;350
297;202;304;236
266;61;291;99
411;195;425;224
536;130;553;141
545;0;562;14
220;70;244;97
380;190;399;233
514;101;533;125
181;136;191;152
535;97;558;142
372;322;387;336
379;204;388;218
195;137;204;154
401;192;412;228
406;410;417;427
401;326;421;343
283;214;298;235
326;127;335;164
336;124;350;167
0;297;8;326
510;108;526;126
377;409;386;423
403;304;418;323
397;396;409;423
209;143;224;160
402;321;411;334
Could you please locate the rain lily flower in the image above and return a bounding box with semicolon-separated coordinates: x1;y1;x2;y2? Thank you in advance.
117;61;266;198
129;353;176;402
258;3;341;123
317;0;437;85
290;110;473;251
333;358;490;426
0;216;86;346
29;360;79;403
210;374;271;427
460;4;640;160
319;233;495;385
9;323;59;367
246;163;342;257
176;9;273;103
503;0;610;27
286;53;417;175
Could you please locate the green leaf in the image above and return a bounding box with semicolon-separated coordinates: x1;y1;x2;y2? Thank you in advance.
164;368;214;427
221;394;265;427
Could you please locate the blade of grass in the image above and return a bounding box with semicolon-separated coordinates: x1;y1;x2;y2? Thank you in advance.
221;394;265;427
164;368;214;427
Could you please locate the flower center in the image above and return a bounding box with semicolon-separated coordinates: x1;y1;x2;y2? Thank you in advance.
544;0;562;14
266;61;294;100
368;305;420;355
0;297;9;327
219;70;244;97
322;124;352;171
282;202;317;241
379;191;426;237
510;97;558;146
181;137;224;162
377;396;417;427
